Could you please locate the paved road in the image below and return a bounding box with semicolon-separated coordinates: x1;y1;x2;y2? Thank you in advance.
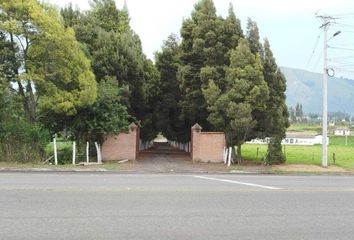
1;172;354;240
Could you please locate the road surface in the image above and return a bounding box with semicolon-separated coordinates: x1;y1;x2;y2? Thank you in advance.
1;172;354;239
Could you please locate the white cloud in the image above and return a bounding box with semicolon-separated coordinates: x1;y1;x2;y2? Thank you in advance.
45;0;354;74
233;0;353;15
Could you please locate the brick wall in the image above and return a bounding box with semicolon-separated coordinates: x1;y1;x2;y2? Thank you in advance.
102;123;139;161
191;124;226;163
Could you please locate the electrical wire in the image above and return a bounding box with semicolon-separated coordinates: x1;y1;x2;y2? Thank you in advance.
329;46;354;51
305;30;322;68
311;50;323;72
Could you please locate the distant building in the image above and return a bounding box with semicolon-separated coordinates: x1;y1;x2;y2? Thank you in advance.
247;132;328;146
333;127;350;136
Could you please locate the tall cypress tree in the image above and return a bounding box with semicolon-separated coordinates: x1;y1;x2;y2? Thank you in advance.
246;18;263;56
178;0;243;138
203;39;269;163
61;0;160;140
262;39;289;164
178;0;218;134
154;34;184;141
220;3;243;63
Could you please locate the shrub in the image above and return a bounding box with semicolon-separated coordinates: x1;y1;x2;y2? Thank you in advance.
0;120;50;163
264;137;286;165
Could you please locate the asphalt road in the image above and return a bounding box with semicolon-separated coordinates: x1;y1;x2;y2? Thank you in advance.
1;172;354;240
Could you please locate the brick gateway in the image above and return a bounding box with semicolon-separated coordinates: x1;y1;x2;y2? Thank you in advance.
101;123;226;163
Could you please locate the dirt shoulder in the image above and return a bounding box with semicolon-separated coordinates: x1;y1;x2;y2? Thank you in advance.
0;161;353;175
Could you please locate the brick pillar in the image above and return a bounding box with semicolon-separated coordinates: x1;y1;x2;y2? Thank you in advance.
191;123;202;161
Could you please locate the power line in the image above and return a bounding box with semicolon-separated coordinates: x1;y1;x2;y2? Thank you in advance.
328;55;354;59
310;50;323;71
331;12;354;17
329;46;354;51
306;30;322;68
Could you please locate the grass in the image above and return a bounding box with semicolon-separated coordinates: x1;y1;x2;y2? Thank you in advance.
0;161;123;171
45;140;72;154
242;136;354;169
287;123;321;133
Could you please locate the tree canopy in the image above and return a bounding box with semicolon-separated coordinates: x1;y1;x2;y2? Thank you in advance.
0;0;97;122
0;0;289;165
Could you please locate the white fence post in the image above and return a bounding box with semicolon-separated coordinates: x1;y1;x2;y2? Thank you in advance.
72;141;76;165
86;141;89;164
95;142;100;163
223;147;227;164
53;138;58;165
95;142;101;163
99;144;102;163
227;147;232;167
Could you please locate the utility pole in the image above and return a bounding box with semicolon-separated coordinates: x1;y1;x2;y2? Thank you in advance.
322;18;329;167
317;14;338;167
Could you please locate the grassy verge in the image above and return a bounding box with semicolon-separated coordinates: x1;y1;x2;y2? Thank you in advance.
242;136;354;169
0;161;123;171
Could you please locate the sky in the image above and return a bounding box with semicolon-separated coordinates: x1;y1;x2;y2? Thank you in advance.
46;0;354;78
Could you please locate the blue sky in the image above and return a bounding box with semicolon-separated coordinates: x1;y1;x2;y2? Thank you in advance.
46;0;354;79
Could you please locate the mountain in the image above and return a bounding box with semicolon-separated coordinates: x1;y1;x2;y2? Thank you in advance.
281;67;354;115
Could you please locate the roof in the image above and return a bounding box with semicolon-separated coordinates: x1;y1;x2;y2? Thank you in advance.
334;127;350;130
286;132;318;139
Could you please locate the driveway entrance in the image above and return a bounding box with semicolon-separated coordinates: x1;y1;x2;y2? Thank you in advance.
136;142;227;173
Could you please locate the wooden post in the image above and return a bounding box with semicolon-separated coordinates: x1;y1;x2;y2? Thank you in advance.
346;135;348;146
333;152;336;165
72;141;76;165
256;147;259;159
53;138;58;165
86;141;89;164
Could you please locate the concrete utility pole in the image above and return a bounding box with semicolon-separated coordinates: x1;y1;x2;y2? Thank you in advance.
322;18;329;167
317;14;339;167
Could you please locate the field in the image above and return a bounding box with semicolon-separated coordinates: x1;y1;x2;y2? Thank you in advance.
242;136;354;169
287;123;322;133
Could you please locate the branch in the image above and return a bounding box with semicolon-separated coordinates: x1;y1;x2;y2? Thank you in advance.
14;35;26;55
9;86;19;93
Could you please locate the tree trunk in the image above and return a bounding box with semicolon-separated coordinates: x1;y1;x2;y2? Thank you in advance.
237;143;242;165
18;81;36;123
26;81;37;122
9;33;37;123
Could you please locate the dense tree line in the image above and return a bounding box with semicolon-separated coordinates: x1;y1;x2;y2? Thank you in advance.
155;0;289;163
0;0;289;164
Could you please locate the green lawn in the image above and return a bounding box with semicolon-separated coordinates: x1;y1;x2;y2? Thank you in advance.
242;136;354;169
287;123;321;133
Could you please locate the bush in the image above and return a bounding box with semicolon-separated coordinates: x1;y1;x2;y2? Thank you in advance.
264;137;286;165
0;120;50;163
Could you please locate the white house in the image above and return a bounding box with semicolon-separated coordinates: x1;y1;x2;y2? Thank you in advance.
333;127;350;136
247;132;328;146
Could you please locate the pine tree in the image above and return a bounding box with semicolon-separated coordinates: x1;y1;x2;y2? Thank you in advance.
154;34;184;141
221;3;243;58
203;39;269;163
62;0;160;140
262;39;289;164
246;18;263;56
178;0;243;137
178;0;219;133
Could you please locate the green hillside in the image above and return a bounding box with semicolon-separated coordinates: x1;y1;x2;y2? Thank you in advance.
281;67;354;114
